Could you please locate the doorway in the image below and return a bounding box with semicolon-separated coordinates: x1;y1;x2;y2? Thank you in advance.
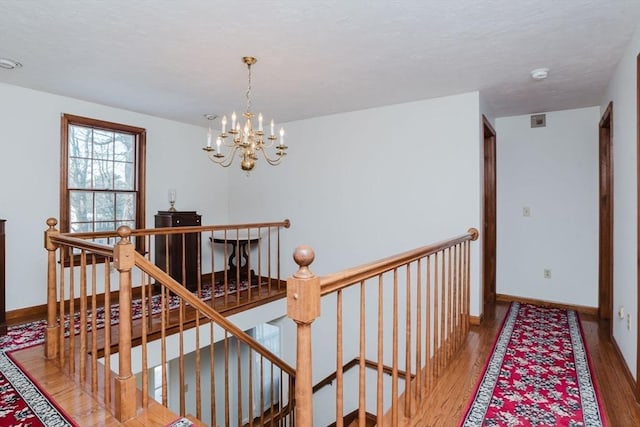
598;102;613;322
482;115;497;313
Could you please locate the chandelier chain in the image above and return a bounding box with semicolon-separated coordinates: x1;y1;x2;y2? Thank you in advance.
246;62;252;113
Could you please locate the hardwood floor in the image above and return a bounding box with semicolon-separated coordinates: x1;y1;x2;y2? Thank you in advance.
415;302;640;426
11;345;206;426
7;301;640;426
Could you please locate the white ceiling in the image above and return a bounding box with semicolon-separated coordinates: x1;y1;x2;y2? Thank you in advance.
1;0;639;126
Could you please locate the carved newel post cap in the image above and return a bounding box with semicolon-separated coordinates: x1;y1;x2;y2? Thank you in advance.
293;245;315;279
46;217;58;228
468;227;479;241
117;225;132;242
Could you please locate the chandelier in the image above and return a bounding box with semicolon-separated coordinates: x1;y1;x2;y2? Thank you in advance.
203;56;287;172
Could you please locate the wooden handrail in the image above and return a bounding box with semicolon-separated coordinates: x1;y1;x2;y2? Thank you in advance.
319;229;478;296
55;219;291;240
312;357;415;394
49;234;114;257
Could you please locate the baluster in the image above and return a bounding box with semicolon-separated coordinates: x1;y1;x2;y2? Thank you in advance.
336;288;344;427
416;258;423;400
376;275;384;424
404;264;411;417
359;281;367;426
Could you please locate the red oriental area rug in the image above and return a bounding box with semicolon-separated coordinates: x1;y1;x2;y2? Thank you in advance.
0;350;77;426
460;302;607;426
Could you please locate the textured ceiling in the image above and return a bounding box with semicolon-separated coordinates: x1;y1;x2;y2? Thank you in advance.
0;0;639;126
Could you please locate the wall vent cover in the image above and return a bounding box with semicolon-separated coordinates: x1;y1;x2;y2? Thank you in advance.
531;114;546;128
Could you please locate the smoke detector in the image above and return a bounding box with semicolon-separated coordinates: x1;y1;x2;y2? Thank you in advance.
530;68;549;80
0;58;22;70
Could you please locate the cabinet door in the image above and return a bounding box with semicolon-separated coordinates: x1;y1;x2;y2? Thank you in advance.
154;212;201;291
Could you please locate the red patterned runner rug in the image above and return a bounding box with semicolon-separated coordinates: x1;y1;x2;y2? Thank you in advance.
0;350;78;426
459;302;607;426
0;279;259;352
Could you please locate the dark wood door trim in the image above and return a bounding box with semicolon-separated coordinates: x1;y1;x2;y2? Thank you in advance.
599;101;613;324
482;115;497;315
636;52;640;402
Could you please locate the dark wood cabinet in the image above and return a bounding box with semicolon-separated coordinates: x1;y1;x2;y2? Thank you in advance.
154;211;201;292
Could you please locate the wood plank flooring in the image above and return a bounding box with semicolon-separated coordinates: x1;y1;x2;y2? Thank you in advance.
10;345;207;426
7;301;640;426
414;302;640;426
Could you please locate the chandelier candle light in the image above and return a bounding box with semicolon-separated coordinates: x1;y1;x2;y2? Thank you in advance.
203;56;287;172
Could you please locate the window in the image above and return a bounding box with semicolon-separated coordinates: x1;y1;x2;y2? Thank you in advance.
250;322;281;415
60;114;146;248
152;364;167;403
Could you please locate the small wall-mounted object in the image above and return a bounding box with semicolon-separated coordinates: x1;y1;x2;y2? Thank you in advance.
530;114;546;128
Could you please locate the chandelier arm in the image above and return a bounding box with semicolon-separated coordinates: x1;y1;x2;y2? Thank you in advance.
220;138;237;148
208;145;241;168
260;138;278;149
257;146;285;165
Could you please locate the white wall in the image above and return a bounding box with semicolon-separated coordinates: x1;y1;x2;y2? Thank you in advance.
495;107;600;307
0;82;230;311
601;24;640;379
228;91;483;309
225;92;484;425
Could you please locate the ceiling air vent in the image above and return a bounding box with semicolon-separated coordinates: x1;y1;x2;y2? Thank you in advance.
530;114;546;128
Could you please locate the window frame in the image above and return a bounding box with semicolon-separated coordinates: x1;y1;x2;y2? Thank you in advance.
60;114;146;253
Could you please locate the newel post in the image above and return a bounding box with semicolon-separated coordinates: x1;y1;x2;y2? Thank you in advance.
287;245;321;426
44;218;60;359
113;226;137;422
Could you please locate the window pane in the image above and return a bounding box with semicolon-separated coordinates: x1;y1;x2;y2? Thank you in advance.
95;192;115;221
92;159;114;189
93;130;114;160
68;125;92;158
115;133;134;163
70;191;94;224
114;161;134;190
116;220;136;228
116;193;135;221
95;221;116;232
68;156;92;189
70;221;93;233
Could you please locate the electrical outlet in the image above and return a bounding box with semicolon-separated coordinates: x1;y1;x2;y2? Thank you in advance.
543;269;551;279
523;206;531;217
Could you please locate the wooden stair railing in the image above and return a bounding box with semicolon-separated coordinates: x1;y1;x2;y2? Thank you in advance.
287;229;479;426
313;357;415;394
44;218;295;425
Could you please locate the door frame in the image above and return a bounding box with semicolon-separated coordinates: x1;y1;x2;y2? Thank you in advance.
598;101;613;324
482;115;497;314
635;52;640;402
